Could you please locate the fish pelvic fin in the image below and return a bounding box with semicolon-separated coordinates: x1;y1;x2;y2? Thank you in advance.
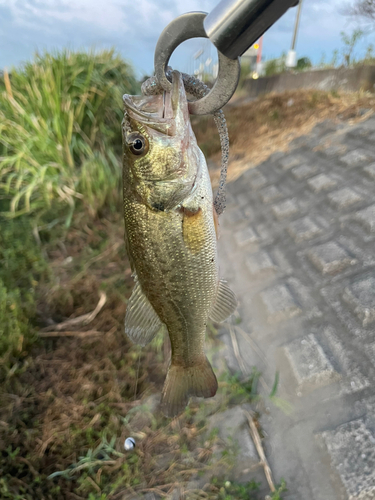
161;357;218;418
125;278;163;346
209;279;238;323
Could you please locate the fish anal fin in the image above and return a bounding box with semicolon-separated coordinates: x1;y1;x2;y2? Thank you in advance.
209;279;238;323
125;279;163;346
161;357;218;417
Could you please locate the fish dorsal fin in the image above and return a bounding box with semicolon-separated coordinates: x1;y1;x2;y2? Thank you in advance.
125;278;163;346
209;279;238;323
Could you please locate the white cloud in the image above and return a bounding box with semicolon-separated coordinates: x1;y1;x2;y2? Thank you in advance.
0;0;370;75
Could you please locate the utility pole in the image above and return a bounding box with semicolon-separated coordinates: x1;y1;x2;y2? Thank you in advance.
286;0;303;68
255;35;264;76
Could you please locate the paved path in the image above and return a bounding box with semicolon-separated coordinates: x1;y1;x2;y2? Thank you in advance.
218;116;375;500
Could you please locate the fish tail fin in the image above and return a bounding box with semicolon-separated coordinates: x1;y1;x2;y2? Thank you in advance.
161;357;218;418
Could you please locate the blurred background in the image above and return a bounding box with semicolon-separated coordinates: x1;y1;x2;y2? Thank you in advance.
1;0;373;78
1;1;375;499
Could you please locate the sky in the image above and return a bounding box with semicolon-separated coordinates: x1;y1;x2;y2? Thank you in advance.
0;0;372;78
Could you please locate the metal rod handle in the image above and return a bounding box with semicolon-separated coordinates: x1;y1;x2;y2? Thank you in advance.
204;0;299;60
291;0;303;50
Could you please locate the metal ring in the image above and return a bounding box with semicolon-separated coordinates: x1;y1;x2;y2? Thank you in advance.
154;11;241;115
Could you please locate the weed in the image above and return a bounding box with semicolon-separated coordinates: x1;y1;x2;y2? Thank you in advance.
219;369;261;406
48;435;125;479
0;218;49;363
0;49;138;222
270;479;288;499
340;29;364;66
209;476;260;499
269;109;280;121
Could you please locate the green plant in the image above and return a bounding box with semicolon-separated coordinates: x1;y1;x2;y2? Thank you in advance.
296;57;312;71
264;57;285;77
219;369;261;405
210;477;260;500
318;52;327;68
340;28;364;66
0;218;48;362
48;435;125;480
362;43;375;63
330;49;339;67
270;479;287;499
0;49;138;222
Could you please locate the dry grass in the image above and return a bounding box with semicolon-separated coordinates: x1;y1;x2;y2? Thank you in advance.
192;89;375;186
0;211;262;500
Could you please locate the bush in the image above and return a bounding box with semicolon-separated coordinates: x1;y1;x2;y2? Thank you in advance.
264;56;286;76
0;49;139;221
296;57;312;71
0;218;48;363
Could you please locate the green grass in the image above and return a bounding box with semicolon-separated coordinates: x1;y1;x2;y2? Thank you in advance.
0;49;139;362
0;218;49;365
209;477;260;499
0;49;139;222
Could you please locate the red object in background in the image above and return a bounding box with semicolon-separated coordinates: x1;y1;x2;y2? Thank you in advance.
256;35;263;64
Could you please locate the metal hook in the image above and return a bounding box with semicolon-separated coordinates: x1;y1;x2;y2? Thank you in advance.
154;11;241;116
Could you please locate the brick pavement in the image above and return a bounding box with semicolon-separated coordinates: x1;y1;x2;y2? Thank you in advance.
218;116;375;499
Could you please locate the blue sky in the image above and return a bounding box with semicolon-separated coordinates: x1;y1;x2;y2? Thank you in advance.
0;0;372;78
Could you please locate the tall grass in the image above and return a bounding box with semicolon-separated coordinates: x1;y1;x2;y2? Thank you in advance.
0;49;139;361
0;49;139;221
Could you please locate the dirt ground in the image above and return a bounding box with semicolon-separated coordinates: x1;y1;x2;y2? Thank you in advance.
0;212;256;499
192;88;375;186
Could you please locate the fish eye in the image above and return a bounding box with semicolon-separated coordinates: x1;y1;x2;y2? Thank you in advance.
128;132;148;156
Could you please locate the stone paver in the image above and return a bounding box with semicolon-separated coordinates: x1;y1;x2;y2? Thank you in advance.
321;419;375;500
260;185;283;203
355;204;375;232
246;250;276;275
285;334;340;392
341;149;375;167
249;172;268;189
328;188;363;209
307;173;337;192
342;275;375;326
234;226;259;246
292;163;318;179
280;155;303;170
219;115;375;500
287;216;322;243
271;199;299;220
307;241;355;275
260;284;301;323
363;163;375;180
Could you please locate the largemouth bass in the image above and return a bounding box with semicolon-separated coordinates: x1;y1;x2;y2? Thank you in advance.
122;71;237;417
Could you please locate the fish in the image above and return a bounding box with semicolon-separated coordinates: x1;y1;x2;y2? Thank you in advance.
122;70;237;417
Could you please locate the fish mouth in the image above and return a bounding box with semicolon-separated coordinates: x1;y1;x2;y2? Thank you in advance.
123;71;188;130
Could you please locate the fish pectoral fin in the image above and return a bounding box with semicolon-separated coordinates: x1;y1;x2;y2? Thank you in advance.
209;279;238;323
125;279;163;346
